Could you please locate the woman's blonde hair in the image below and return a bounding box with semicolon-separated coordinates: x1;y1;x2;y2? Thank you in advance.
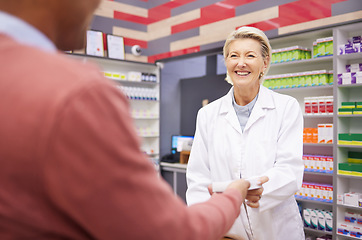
223;26;271;85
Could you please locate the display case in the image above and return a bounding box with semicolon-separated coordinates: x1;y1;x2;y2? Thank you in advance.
68;54;161;166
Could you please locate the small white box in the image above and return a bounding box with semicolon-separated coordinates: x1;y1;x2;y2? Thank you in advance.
337;194;344;204
344;193;361;207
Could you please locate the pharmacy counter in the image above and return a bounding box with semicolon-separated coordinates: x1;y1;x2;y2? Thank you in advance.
160;162;187;202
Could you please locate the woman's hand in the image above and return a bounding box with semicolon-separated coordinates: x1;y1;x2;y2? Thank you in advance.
245;176;269;208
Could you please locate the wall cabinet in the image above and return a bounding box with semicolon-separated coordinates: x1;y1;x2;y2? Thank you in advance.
69;54;161;166
267;22;362;240
333;22;362;240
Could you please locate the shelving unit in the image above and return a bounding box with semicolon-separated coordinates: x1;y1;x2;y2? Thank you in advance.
68;54;161;165
269;27;336;240
333;22;362;240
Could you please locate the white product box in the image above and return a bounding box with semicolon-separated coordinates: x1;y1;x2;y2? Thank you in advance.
350;225;362;238
338;222;351;235
325;211;333;232
318;124;326;143
345;211;358;224
318;210;326;231
310;209;319;229
128;71;142;82
303;208;311;227
342;72;352;84
337;194;344;204
357;72;362;84
344;193;361;207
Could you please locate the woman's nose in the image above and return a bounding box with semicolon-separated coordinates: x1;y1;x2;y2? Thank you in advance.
237;57;246;67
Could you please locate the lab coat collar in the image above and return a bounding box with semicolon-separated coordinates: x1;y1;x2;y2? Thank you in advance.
220;85;276;134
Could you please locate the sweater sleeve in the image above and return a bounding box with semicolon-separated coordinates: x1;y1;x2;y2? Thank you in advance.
43;80;243;240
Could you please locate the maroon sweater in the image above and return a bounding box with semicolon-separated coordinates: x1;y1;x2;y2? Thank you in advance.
0;35;243;240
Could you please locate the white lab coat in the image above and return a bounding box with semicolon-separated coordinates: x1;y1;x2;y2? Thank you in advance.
186;86;305;240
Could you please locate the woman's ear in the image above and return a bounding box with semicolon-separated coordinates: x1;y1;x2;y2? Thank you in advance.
263;55;270;71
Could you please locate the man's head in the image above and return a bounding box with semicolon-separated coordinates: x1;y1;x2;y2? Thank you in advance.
0;0;101;51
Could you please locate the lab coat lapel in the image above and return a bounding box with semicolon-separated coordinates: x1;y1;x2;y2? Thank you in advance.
244;86;275;131
221;87;243;135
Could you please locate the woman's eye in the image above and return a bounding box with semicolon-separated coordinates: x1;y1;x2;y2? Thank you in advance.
247;54;256;58
229;54;238;58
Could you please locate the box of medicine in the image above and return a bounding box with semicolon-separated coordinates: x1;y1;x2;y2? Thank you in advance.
337;194;344;204
350;225;362;238
309;184;317;199
318;210;326;231
345;211;358;223
344;192;361;207
326;185;333;202
310;209;319;229
303;209;311;227
325;124;333;144
357;72;362;84
338;223;350;235
128;71;142;82
318;124;326;144
325;211;333;232
352;134;362;146
358;213;362;225
326;156;333;173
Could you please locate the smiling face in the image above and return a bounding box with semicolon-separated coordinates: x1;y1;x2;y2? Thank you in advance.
225;38;268;91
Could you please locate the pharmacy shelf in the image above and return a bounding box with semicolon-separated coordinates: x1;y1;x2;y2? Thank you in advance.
269;26;337;240
68;53;161;164
296;198;333;206
112;79;158;86
337;145;362;149
337;51;362;60
304;171;333;177
304;114;334;118
271;55;333;67
304;143;334;147
336;204;362;211
337;233;361;239
338;115;362;118
333;21;362;240
337;83;362;88
304;227;333;235
273;85;333;93
337;174;362;180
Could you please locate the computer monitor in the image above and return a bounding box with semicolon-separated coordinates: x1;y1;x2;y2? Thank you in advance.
171;135;194;154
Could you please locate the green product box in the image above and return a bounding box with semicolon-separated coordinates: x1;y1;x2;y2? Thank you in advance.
281;77;287;89
339;163;362;173
353;107;362;115
351;134;362;145
305;72;312;86
348;151;362;163
328;71;334;84
317;38;326;57
273;78;279;89
339;133;352;145
319;73;327;85
299;74;305;87
305;50;312;59
324;37;333;56
313;41;318;58
341;102;356;108
292;75;299;88
271;50;277;63
356;102;362;107
270;78;275;89
281;49;288;63
338;108;354;115
311;71;319;86
275;51;281;63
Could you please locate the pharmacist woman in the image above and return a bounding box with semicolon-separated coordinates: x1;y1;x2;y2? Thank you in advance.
186;26;305;240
